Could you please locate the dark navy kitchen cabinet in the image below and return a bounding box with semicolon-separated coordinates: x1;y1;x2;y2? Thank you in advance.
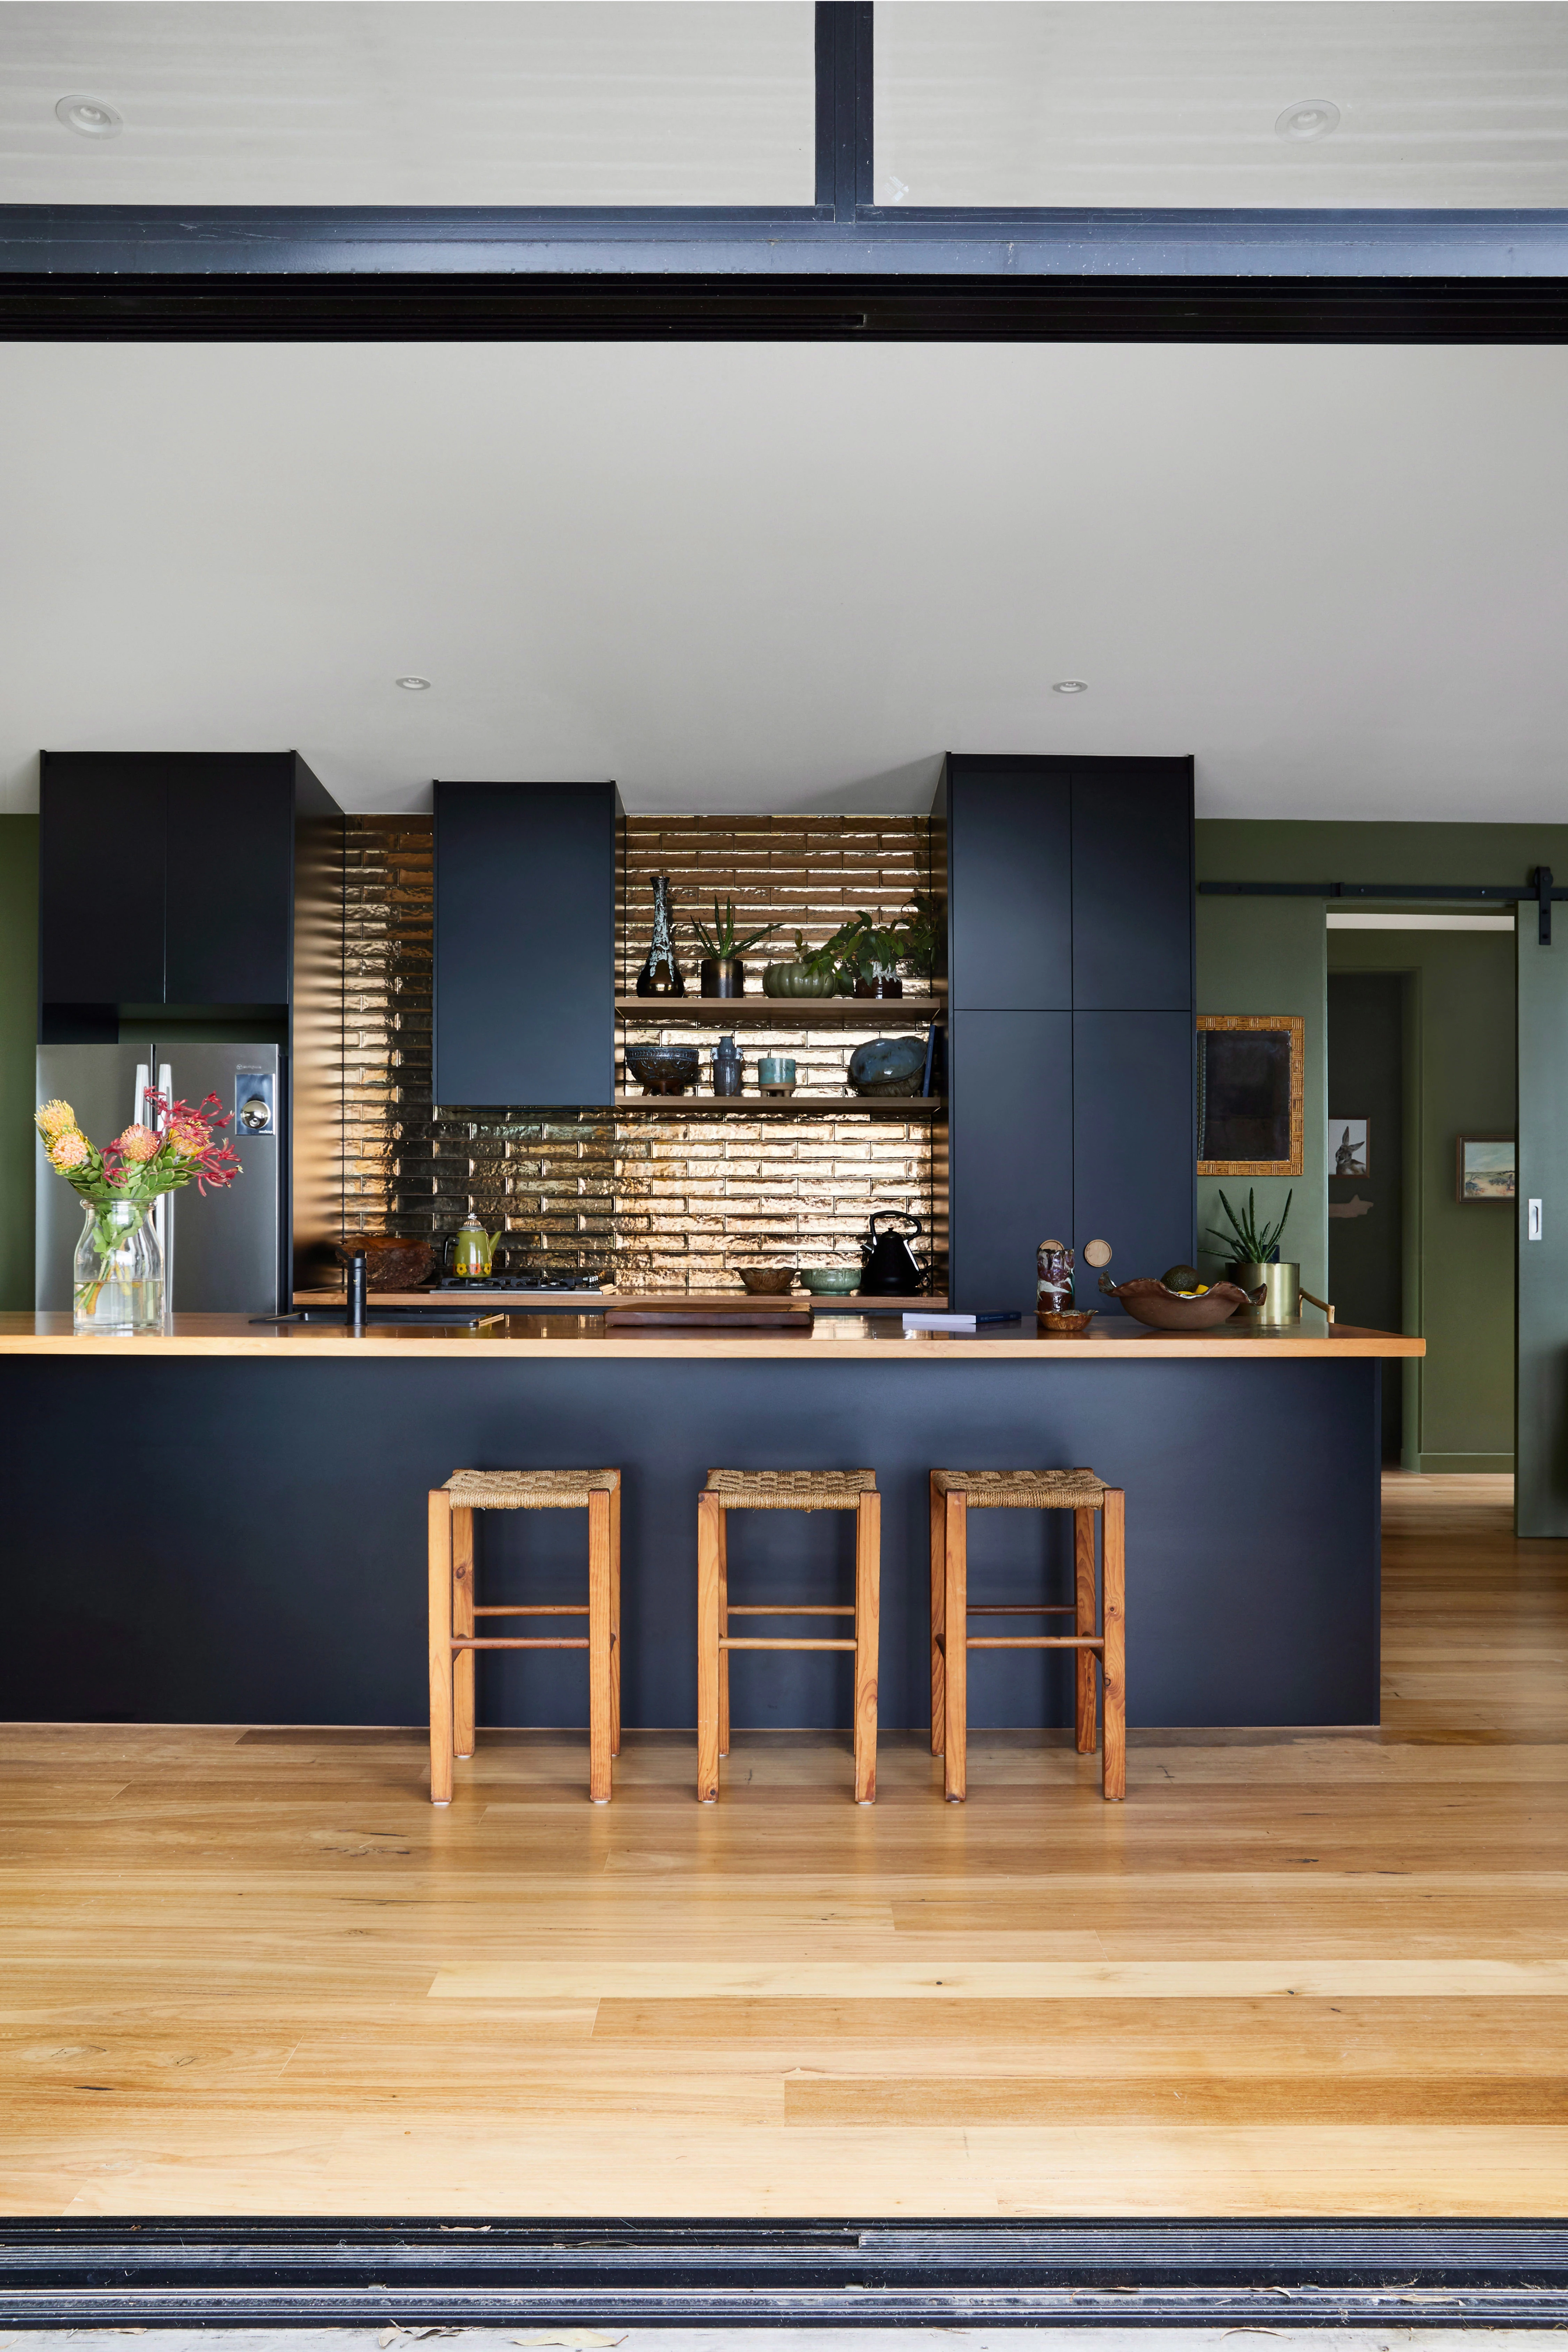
947;765;1072;1010
433;780;621;1108
1073;1009;1197;1286
1071;764;1195;1011
940;754;1194;1310
39;751;338;1032
39;758;167;1007
948;1010;1074;1314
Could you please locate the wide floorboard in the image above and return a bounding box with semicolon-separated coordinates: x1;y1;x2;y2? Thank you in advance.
2;1473;1564;2217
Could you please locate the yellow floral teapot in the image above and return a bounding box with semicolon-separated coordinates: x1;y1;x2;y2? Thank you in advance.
445;1214;500;1280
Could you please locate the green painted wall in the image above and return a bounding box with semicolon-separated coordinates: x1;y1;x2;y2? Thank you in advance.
1194;890;1327;1300
1327;928;1515;1472
0;818;38;1311
1199;820;1568;1494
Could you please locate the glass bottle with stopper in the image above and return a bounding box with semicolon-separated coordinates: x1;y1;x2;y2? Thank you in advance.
635;875;686;997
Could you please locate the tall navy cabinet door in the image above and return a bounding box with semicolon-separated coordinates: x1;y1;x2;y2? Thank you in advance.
948;766;1071;1008
949;1011;1073;1313
165;762;293;1004
1071;762;1194;1010
1073;1011;1195;1283
39;756;166;1004
434;782;615;1107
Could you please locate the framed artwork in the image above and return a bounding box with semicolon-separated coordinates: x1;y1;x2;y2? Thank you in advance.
1456;1134;1516;1203
1197;1014;1305;1177
1330;1118;1370;1178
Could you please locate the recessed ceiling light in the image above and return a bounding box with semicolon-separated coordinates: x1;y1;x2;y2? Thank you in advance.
1276;99;1340;141
395;675;431;691
1052;679;1089;695
55;93;122;139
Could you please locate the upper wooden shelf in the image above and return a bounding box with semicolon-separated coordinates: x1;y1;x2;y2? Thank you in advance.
616;995;946;1025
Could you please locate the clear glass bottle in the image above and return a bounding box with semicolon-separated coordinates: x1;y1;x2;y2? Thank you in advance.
635;875;686;997
74;1198;164;1335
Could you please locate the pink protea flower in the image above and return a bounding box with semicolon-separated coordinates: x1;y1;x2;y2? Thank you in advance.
113;1123;162;1164
144;1091;241;1194
49;1131;90;1171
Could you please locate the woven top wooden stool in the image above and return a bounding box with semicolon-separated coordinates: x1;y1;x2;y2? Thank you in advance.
428;1468;620;1808
698;1469;880;1806
929;1468;1124;1802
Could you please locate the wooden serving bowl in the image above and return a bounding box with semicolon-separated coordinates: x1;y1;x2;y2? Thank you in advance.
335;1235;435;1291
1038;1308;1096;1335
739;1266;796;1295
1100;1277;1256;1330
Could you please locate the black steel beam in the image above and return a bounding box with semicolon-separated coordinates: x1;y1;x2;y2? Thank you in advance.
5;268;1568;342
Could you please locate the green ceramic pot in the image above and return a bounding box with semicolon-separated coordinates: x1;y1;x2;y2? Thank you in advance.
762;960;837;999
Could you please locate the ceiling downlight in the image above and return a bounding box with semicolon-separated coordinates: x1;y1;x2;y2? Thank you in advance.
55;94;122;139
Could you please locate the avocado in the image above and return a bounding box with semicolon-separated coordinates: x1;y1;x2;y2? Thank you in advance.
1161;1263;1204;1294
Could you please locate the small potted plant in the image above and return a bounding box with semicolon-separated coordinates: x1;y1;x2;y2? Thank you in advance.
821;910;908;998
36;1090;242;1335
1206;1186;1298;1323
690;899;781;998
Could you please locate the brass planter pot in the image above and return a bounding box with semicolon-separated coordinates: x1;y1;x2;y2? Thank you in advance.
1228;1260;1300;1323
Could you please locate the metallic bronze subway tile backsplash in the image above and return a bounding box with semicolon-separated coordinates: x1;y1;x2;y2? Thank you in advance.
343;813;941;1290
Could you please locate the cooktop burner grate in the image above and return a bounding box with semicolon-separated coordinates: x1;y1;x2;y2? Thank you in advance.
429;1273;605;1293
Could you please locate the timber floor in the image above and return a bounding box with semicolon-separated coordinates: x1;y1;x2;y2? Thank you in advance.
2;1471;1564;2219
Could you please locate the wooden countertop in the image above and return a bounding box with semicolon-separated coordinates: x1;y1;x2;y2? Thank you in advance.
0;1312;1426;1361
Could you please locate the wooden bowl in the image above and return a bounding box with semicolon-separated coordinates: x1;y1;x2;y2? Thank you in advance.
1037;1308;1096;1336
1100;1277;1255;1330
739;1266;796;1295
335;1235;435;1292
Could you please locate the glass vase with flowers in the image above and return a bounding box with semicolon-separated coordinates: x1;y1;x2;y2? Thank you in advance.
35;1092;243;1335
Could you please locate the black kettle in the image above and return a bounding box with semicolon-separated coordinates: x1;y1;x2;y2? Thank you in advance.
860;1211;925;1296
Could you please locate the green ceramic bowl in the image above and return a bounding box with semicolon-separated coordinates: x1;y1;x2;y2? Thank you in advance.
799;1267;862;1295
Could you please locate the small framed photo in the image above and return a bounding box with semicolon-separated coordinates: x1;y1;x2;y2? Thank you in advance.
1457;1134;1516;1203
1329;1118;1369;1178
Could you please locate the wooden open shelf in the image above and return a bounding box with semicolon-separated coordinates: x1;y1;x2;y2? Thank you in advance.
616;995;945;1025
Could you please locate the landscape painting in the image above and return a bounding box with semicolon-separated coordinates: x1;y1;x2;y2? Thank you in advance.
1457;1135;1516;1203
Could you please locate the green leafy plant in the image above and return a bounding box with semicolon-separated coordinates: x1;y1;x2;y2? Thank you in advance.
1207;1186;1293;1265
690;898;780;960
900;890;943;981
819;910;907;982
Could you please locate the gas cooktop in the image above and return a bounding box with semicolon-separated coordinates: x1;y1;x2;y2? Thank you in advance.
428;1273;605;1293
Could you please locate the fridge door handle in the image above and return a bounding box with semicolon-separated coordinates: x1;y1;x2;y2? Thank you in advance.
133;1060;150;1127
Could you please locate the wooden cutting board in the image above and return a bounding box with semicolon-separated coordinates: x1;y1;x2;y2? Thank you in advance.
605;1293;812;1330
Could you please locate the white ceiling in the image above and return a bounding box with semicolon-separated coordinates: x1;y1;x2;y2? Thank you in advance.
877;2;1568;209
0;1;815;206
1;339;1566;822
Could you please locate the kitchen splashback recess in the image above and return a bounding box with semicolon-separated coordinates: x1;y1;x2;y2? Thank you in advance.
342;813;945;1291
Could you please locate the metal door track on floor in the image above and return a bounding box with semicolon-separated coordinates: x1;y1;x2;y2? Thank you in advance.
1;2218;1566;2328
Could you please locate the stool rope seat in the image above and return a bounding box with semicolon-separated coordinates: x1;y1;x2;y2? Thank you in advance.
930;1466;1125;1802
698;1469;880;1805
428;1468;620;1807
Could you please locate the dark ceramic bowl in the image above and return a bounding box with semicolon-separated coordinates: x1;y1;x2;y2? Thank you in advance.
335;1235;435;1291
1100;1277;1256;1331
848;1036;927;1097
624;1044;701;1096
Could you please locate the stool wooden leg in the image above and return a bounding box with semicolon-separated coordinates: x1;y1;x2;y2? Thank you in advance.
452;1505;476;1760
1100;1488;1126;1801
609;1476;622;1759
929;1472;946;1757
697;1491;722;1803
1074;1506;1098;1756
943;1490;968;1802
853;1490;881;1805
587;1488;614;1804
717;1505;730;1760
427;1493;454;1807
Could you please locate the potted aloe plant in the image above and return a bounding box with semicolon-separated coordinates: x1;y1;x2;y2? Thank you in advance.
36;1090;241;1335
690;899;781;998
1207;1186;1297;1323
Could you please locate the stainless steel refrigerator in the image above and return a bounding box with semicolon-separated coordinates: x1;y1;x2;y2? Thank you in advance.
36;1044;284;1316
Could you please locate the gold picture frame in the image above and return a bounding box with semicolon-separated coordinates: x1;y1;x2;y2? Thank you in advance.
1197;1014;1306;1178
